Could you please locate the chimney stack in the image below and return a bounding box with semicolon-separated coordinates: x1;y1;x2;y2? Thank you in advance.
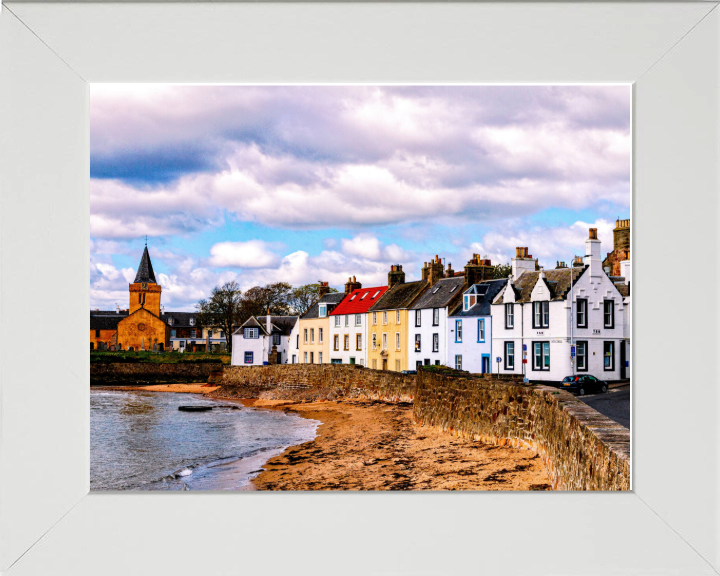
388;264;406;288
445;262;455;278
344;275;362;294
585;228;603;281
463;253;494;289
511;247;536;279
266;309;272;335
318;281;330;299
421;255;445;286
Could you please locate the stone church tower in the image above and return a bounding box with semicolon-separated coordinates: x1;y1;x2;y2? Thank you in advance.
117;246;170;351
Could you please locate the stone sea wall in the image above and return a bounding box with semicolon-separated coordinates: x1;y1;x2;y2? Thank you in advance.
215;364;415;403
90;362;222;385
213;364;630;491
414;370;630;491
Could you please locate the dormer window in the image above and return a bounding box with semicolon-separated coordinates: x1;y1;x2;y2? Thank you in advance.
319;304;327;318
244;328;258;339
189;318;195;326
463;295;477;311
167;317;173;326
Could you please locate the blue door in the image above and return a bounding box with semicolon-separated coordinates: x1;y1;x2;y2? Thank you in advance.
481;354;490;374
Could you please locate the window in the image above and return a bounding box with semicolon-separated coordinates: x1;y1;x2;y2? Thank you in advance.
94;329;100;338
207;330;213;339
464;295;477;311
455;355;462;370
432;333;439;352
395;360;401;372
455;319;462;343
244;328;258;339
296;335;299;348
383;312;388;325
344;334;350;351
319;328;323;343
189;318;195;326
604;300;615;328
310;351;314;364
335;316;341;327
417;360;423;369
344;315;349;327
373;312;377;325
304;351;308;363
533;342;550;371
395;332;401;350
361;293;368;300
372;333;377;350
373;290;380;299
396;311;401;324
310;328;315;343
415;334;421;352
350;294;357;300
244;351;253;364
576;341;588;371
167;317;173;326
477;319;485;342
304;328;308;343
576;299;588;328
533;301;549;328
505;342;515;370
334;335;340;351
220;331;225;338
604;341;615;371
355;314;362;326
415;310;421;327
505;303;514;329
292;355;297;364
319;352;323;364
449;285;457;293
171;329;176;338
190;329;196;338
372;359;377;369
272;333;280;345
356;334;362;350
433;308;439;326
382;333;387;350
319;304;327;318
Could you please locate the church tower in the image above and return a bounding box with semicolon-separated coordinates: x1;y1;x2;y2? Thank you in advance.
129;245;162;316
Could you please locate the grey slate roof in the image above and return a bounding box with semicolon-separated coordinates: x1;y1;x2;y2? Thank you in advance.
409;276;465;310
90;311;128;330
133;246;157;284
161;311;197;328
301;292;346;320
368;280;428;312
449;279;507;317
506;266;588;303
234;315;298;336
614;282;629;297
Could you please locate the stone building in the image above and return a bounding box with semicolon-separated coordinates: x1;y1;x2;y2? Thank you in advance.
602;219;630;277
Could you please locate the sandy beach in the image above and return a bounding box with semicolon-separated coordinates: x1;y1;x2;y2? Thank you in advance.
245;399;552;491
97;383;221;394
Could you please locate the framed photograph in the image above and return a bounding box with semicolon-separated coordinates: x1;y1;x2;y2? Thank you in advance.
1;2;718;575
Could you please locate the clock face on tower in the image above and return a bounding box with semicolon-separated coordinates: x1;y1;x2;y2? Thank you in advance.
141;282;148;290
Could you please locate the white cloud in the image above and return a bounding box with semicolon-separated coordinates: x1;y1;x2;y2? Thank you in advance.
209;240;280;268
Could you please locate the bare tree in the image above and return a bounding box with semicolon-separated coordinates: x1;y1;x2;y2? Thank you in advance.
196;281;243;353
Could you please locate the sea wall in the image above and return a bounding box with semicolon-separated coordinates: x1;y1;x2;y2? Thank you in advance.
90;362;222;385
215;364;415;403
414;370;630;491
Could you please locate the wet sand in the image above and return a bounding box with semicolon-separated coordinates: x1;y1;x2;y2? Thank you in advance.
98;383;220;394
248;399;552;491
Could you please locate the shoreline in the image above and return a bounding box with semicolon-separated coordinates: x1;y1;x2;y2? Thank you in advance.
93;383;220;394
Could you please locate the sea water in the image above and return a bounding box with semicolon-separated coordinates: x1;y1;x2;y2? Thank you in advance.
91;389;318;491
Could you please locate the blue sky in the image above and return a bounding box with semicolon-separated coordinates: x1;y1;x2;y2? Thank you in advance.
90;85;630;311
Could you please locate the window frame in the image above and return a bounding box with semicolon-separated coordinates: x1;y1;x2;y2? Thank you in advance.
382;332;387;350
532;301;550;329
356;333;362;351
477;319;485;343
604;300;615;329
604;340;615;371
355;314;362;327
319;303;327;318
383;311;388;325
372;333;377;351
455;319;462;343
415;309;421;327
505;303;514;329
576;298;588;329
303;328;308;343
310;328;315;344
244;351;253;364
395;332;401;351
432;333;439;353
396;310;401;324
319;327;323;343
504;341;515;370
334;316;341;327
532;341;551;371
344;334;350;351
415;333;421;352
433;308;439;326
576;340;588;372
455;355;462;370
334;334;340;351
319;351;323;364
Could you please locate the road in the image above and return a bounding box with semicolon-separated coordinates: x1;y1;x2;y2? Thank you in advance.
577;384;630;429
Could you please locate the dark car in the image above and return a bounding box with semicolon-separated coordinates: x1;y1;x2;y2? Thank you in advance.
400;370;417;375
560;374;608;396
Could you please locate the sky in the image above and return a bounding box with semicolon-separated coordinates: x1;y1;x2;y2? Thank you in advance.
90;84;631;312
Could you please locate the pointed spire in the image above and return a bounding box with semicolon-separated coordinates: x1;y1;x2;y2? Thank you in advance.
133;245;157;284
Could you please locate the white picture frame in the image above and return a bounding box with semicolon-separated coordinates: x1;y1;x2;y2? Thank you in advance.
1;2;718;574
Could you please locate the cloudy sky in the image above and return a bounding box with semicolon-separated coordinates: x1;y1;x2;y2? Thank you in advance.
90;84;631;311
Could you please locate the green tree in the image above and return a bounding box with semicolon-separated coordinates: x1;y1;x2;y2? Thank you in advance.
288;283;338;315
196;281;243;353
493;263;512;279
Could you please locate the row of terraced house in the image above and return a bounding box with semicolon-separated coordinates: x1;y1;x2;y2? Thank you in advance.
231;221;631;384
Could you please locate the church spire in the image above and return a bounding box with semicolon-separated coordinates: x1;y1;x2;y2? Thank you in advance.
133;245;157;284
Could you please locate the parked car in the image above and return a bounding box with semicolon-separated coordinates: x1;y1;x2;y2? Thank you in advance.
560;374;608;395
400;370;417;375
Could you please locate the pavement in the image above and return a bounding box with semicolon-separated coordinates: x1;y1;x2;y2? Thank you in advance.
576;384;630;429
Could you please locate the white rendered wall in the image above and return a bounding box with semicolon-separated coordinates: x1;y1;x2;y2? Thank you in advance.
408;308;448;368
447;315;493;373
328;313;366;365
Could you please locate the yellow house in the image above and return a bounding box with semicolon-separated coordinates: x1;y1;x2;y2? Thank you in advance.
298;286;346;364
367;265;428;371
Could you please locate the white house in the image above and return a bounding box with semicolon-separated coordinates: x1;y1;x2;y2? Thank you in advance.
231;315;298;366
407;276;465;369
329;283;388;366
491;229;627;383
447;279;507;373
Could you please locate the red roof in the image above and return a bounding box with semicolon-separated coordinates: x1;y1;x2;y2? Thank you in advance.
330;286;389;315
